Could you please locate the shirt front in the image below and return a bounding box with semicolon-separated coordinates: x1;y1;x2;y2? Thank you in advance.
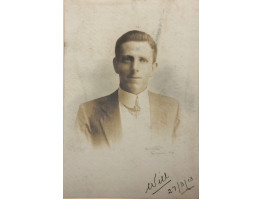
118;87;151;148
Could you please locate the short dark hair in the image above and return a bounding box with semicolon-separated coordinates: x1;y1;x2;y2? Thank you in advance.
115;30;157;62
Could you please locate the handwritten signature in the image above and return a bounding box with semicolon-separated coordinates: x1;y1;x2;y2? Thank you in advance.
145;172;194;195
145;171;171;195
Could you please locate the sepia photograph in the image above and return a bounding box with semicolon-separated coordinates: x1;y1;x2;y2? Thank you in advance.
2;1;263;200
64;0;198;198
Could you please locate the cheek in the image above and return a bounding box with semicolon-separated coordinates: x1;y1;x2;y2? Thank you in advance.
118;64;130;74
143;65;153;76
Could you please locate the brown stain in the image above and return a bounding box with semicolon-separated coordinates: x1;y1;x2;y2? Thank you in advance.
155;0;175;43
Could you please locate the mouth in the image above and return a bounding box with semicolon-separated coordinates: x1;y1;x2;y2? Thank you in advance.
127;76;142;79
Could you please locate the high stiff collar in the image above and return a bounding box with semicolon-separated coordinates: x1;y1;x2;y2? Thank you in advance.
118;87;149;109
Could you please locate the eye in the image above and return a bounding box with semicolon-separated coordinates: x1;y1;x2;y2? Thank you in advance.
140;58;148;63
121;56;133;63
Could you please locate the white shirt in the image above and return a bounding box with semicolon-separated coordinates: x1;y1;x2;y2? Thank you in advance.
118;87;151;147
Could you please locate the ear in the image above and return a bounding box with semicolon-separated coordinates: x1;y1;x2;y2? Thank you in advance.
113;57;119;74
150;62;158;76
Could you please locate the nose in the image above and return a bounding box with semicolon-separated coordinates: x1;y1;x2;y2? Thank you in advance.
131;60;139;73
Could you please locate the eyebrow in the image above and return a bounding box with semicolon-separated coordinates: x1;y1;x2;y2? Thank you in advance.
120;55;133;59
121;55;133;58
139;57;149;61
121;55;149;60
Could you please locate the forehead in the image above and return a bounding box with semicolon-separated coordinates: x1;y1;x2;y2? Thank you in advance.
119;41;153;58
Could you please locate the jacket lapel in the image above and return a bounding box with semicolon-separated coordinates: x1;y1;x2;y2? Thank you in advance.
99;90;122;145
149;92;168;136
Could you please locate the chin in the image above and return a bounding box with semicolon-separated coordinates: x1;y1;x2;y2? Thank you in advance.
126;85;146;94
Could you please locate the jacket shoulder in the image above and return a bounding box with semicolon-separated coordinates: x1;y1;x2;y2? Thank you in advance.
149;91;179;107
79;90;117;109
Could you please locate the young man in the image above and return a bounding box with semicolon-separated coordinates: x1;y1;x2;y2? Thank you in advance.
76;30;179;148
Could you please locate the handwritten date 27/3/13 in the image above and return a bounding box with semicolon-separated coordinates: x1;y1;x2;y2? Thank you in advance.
167;176;194;195
145;172;194;195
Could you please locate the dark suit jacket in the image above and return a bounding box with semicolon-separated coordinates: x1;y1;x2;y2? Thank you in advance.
76;90;179;147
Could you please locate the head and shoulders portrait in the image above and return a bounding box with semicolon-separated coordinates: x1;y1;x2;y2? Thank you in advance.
76;30;180;148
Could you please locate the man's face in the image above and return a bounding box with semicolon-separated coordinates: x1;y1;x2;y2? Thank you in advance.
113;41;157;94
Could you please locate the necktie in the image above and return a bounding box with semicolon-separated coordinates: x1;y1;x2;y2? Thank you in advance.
124;96;141;118
134;96;141;112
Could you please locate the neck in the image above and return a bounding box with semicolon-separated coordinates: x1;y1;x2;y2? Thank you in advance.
120;85;147;95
